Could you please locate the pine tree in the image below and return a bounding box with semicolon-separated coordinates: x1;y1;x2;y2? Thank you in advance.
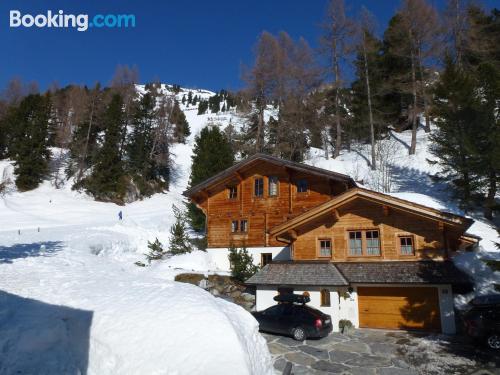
181;94;186;105
170;100;191;143
197;99;208;115
430;58;480;208
145;238;166;263
379;14;414;131
187;126;234;232
127;92;156;180
187;91;193;105
168;205;191;255
463;7;500;219
228;243;259;282
83;94;127;201
8;94;52;191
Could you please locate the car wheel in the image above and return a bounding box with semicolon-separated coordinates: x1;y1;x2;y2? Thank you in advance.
292;327;306;341
487;334;500;349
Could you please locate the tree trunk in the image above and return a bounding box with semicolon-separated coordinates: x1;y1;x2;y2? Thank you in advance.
255;96;264;153
332;39;342;159
362;34;376;170
484;169;497;220
78;96;95;182
409;44;418;156
417;48;431;133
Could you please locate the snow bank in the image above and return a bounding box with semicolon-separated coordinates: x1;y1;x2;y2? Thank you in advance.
0;283;272;375
453;250;500;308
149;250;218;277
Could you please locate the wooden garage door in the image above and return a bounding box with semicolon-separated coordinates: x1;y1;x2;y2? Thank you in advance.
358;287;441;332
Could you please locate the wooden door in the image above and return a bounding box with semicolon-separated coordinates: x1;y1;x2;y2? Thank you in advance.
357;286;441;332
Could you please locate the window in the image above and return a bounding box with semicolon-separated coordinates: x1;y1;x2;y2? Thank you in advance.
296;179;308;193
366;230;380;255
231;219;247;233
321;289;331;307
268;176;279;197
231;220;238;233
254;178;264;197
261;253;272;267
240;219;248;233
349;231;363;256
400;236;414;255
228;186;238;199
319;239;332;257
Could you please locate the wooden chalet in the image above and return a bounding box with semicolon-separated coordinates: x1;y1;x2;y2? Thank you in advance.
184;154;478;334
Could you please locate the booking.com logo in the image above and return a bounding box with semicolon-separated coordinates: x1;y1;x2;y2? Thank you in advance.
9;10;136;32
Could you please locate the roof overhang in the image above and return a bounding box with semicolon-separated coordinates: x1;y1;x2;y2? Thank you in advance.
183;153;356;198
246;261;349;286
246;261;473;287
270;188;473;239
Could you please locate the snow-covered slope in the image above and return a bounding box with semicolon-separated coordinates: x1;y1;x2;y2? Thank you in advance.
1;84;499;373
0;86;272;375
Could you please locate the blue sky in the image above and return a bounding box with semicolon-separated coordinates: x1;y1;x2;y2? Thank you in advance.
1;0;497;92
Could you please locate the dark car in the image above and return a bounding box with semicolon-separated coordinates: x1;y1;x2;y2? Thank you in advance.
463;295;500;349
252;299;333;341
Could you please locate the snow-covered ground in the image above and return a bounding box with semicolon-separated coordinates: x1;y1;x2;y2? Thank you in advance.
1;84;499;373
0;88;272;375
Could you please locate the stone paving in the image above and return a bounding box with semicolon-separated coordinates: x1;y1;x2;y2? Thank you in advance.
264;329;500;375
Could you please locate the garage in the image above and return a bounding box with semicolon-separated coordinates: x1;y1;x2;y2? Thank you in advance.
357;286;441;332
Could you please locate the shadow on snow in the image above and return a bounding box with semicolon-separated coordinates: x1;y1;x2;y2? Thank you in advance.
0;290;93;375
0;241;64;264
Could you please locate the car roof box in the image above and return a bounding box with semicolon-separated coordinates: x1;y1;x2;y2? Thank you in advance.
273;293;310;304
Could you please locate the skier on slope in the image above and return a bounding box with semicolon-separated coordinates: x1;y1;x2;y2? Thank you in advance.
118;211;123;221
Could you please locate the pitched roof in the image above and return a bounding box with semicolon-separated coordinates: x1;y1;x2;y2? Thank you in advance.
183;153;356;197
270;187;473;236
245;261;348;286
246;261;472;286
335;261;472;285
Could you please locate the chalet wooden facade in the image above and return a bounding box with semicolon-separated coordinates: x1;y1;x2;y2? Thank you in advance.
184;153;356;249
184;154;477;334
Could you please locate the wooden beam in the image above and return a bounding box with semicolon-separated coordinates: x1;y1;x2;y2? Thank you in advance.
286;168;293;214
264;212;269;246
234;171;243;182
383;205;390;217
239;179;243;214
332;208;340;221
288;229;298;240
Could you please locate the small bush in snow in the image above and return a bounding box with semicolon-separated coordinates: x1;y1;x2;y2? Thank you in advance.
145;238;166;263
228;243;259;282
168;205;191;255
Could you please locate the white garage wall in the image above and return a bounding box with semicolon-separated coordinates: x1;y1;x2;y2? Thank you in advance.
338;287;359;328
207;246;290;271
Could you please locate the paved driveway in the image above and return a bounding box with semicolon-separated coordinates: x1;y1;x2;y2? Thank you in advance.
264;329;500;375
